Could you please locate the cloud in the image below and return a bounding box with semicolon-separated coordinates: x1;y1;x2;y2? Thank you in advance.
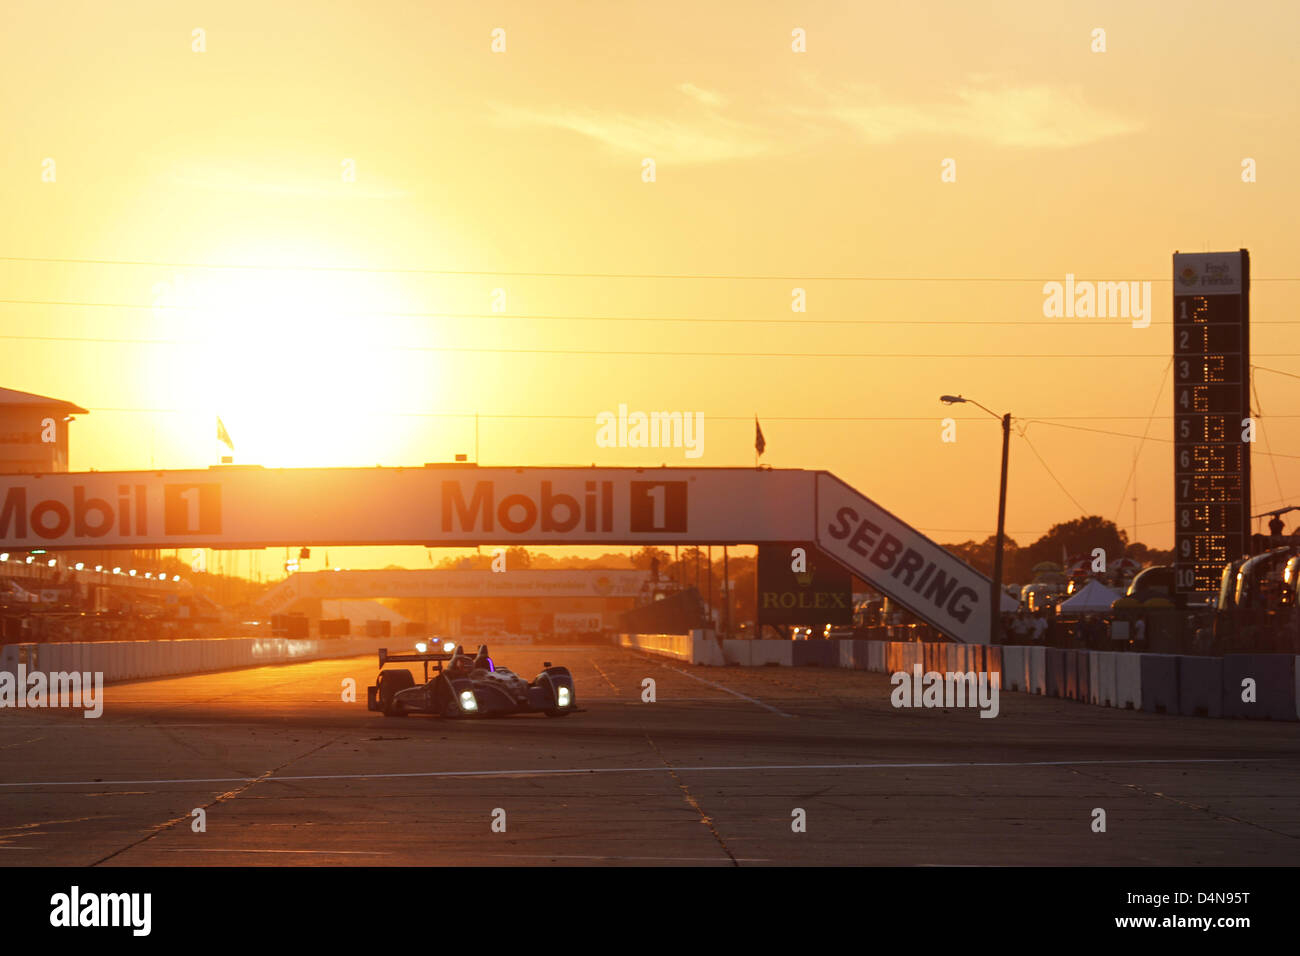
168;163;410;199
801;80;1142;149
677;83;729;109
489;77;1140;168
491;103;774;165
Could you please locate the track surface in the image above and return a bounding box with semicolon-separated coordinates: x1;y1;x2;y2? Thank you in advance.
2;645;1298;866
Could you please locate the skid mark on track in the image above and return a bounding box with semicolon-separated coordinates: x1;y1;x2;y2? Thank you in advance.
1067;765;1300;842
642;732;737;866
647;660;794;717
87;733;346;866
590;659;620;694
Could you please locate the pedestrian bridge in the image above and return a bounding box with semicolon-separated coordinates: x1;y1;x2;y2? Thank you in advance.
0;465;993;642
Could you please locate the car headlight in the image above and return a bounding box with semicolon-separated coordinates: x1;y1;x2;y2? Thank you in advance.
459;689;478;712
415;642;428;653
556;686;571;708
443;641;456;653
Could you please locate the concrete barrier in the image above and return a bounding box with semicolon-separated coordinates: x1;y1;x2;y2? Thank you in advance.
1221;654;1297;721
1139;654;1179;714
855;640;874;669
867;641;885;672
1095;652;1118;708
619;633;693;661
1087;652;1101;705
1178;656;1223;718
1045;648;1067;698
1001;647;1025;691
0;636;397;688
1075;650;1090;703
0;643;19;677
751;640;794;667
838;640;871;670
723;640;752;666
1115;653;1141;709
838;640;854;669
689;631;727;666
1065;650;1081;700
792;642;836;667
983;646;1002;683
83;644;107;682
1027;646;1046;694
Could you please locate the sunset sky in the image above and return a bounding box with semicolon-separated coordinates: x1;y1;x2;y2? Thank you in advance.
3;0;1299;576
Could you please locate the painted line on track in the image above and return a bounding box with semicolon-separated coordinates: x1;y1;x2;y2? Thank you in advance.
148;848;391;855
486;853;769;862
0;757;1276;789
649;662;794;717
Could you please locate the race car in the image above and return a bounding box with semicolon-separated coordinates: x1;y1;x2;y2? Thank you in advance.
366;642;577;718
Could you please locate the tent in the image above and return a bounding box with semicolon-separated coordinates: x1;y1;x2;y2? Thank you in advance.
1057;579;1121;614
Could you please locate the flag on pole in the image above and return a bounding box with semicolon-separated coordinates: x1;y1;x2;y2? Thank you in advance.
216;416;234;451
755;416;766;457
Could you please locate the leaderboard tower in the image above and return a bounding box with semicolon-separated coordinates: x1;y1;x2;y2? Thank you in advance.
1172;249;1251;602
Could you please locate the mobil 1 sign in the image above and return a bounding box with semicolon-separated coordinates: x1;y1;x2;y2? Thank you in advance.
756;542;853;625
815;473;989;644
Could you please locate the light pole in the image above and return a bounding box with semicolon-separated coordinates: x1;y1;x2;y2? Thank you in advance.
941;395;1011;645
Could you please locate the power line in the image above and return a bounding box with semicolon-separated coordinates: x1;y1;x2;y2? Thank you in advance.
7;332;1300;360
4;253;1300;281
1015;426;1090;515
1110;357;1173;522
1251;369;1288;505
0;297;1249;326
1254;365;1300;382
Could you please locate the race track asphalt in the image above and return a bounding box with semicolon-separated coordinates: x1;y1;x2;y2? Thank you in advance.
2;645;1298;866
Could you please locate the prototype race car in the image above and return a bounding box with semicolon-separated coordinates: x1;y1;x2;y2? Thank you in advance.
366;642;578;718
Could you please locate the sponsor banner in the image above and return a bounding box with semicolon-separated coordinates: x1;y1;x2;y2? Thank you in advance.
0;467;815;548
461;615;509;635
1173;251;1245;296
756;542;853;625
554;612;603;633
815;473;990;644
288;569;648;600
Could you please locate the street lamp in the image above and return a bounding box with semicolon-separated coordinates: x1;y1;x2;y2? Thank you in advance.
941;394;1011;644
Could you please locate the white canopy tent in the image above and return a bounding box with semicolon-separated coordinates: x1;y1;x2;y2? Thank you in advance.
1057;579;1121;614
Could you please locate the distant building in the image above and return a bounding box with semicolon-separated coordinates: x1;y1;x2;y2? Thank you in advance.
0;386;87;474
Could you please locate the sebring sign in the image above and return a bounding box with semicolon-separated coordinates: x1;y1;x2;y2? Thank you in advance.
814;473;993;645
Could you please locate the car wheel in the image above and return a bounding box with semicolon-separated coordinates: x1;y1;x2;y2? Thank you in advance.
378;669;414;717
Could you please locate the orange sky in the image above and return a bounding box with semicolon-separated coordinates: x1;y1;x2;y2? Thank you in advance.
3;0;1299;577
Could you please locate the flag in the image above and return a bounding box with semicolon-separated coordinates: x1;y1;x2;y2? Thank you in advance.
755;416;766;457
216;416;234;451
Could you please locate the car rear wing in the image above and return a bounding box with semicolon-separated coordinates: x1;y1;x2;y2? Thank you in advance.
378;647;454;666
